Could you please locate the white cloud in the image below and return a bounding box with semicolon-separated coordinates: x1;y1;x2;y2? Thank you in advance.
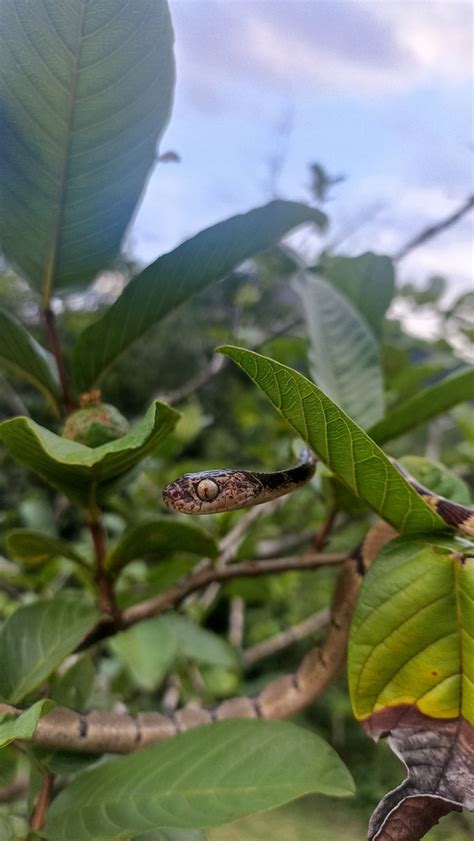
170;0;472;107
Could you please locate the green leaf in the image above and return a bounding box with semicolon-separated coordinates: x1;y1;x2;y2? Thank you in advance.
219;346;446;535
72;200;327;390
0;595;99;703
348;536;474;724
107;519;218;571
52;655;95;709
0;310;60;414
109;618;178;692
315;252;395;338
44;720;354;840
296;272;384;428
368;367;474;445
0;0;175;302
0;699;54;748
5;529;85;567
163;614;238;669
0;401;179;508
110;613;238;691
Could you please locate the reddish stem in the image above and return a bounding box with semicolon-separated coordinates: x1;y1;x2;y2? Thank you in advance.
30;771;55;831
87;512;118;618
43;306;74;414
313;509;337;551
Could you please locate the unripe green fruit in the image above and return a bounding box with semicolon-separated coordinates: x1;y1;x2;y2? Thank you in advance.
63;404;129;448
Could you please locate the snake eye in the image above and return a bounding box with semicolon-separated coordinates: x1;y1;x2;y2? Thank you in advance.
196;478;219;501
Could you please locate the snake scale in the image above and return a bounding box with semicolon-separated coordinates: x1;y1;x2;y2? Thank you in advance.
1;450;472;753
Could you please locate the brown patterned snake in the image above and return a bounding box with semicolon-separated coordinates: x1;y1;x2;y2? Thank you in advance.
1;451;472;754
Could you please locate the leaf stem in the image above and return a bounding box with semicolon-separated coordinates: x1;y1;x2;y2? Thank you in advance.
87;510;117;619
30;770;55;831
43;306;74;414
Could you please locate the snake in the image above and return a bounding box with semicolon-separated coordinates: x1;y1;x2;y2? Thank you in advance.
163;448;474;537
1;451;472;756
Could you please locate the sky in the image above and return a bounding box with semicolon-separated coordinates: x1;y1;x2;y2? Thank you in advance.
125;0;473;301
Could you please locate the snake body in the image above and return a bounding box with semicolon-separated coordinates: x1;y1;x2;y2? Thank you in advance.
164;449;474;537
1;451;472;755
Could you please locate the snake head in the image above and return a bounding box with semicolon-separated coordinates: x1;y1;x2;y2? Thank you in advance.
162;469;263;514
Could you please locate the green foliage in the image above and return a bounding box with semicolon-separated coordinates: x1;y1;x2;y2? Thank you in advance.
297;272;384;428
0;401;179;508
72;200;327;390
0;1;472;838
0;310;60;415
0;596;99;703
5;529;85;567
0;700;54;749
315;252;395;338
44;720;354;840
110;613;238;691
219;346;446;534
369;366;474;444
107;520;218;571
0;0;175;303
349;536;474;723
51;655;95;709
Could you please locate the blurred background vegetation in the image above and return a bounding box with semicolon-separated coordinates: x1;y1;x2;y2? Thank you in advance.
0;167;472;838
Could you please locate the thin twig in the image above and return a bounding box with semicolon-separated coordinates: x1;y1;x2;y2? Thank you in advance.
43;307;74;414
312;509;337;551
158;317;303;407
79;550;347;649
394;194;474;262
243;607;330;669
228;596;245;648
158;355;226;405
30;771;55;831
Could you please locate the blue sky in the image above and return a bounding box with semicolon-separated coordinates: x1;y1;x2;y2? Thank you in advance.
126;0;473;299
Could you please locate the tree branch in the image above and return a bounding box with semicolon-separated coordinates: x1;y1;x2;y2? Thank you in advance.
394;194;474;262
243;607;330;669
79;550;346;648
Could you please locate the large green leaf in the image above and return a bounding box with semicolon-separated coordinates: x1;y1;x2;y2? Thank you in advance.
44;720;354;840
314;252;395;338
0;699;54;748
0;595;99;703
72;201;327;390
5;529;85;567
0;401;179;507
348;536;474;724
219;347;445;535
0;0;175;302
297;272;384;428
368;367;474;445
107;519;218;571
0;310;60;413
